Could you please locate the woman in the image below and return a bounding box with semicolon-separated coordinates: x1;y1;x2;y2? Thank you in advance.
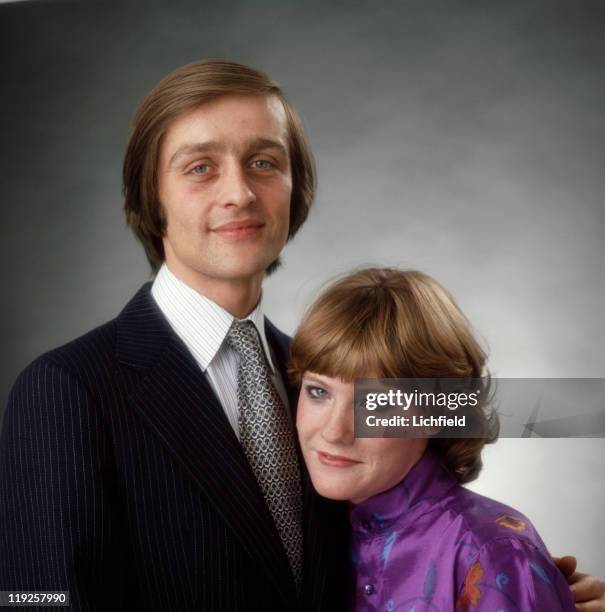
291;267;575;611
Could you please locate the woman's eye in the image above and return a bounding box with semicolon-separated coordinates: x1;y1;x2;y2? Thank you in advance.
190;164;209;175
306;385;328;400
252;159;273;170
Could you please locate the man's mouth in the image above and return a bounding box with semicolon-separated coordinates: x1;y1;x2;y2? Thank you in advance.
211;219;264;239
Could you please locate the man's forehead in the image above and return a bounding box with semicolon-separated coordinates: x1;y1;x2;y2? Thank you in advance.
168;94;287;134
160;94;289;155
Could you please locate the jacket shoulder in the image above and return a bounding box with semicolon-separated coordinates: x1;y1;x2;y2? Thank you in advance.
12;283;156;393
5;318;119;416
31;318;118;381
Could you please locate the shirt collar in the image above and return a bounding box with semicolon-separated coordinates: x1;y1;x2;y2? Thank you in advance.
151;263;277;373
349;450;458;534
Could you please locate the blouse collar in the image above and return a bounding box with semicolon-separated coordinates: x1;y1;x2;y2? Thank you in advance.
349;450;458;535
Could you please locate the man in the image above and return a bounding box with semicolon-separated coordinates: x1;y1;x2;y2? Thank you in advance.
0;60;347;611
0;60;603;611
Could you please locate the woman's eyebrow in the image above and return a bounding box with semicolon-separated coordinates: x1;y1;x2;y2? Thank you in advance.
302;374;330;386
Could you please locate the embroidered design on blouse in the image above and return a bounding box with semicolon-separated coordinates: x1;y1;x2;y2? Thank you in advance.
495;514;526;532
455;561;484;610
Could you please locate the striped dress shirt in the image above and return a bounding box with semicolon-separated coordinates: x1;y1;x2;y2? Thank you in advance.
151;264;291;438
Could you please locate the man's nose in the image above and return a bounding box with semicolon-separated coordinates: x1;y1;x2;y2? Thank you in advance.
217;161;256;208
320;405;354;445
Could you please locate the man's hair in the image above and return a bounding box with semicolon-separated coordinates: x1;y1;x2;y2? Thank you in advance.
289;267;499;484
123;59;316;272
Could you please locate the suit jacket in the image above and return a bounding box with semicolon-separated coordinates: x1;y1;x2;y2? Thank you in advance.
0;284;349;611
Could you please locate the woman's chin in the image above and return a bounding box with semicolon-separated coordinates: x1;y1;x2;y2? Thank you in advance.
310;476;359;503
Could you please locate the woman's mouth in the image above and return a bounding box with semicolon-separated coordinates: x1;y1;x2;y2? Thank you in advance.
317;451;362;468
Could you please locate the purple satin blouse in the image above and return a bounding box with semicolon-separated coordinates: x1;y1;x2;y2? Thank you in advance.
349;451;575;611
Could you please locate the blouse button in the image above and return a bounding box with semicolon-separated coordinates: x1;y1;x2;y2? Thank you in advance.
364;583;375;596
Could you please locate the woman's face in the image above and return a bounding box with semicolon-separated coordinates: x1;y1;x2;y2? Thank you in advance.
296;372;428;505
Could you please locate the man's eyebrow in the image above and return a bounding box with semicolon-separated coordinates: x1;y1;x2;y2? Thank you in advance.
168;141;224;167
245;137;289;158
167;137;289;168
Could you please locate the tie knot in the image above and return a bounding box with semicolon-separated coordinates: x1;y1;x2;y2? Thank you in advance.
227;319;268;367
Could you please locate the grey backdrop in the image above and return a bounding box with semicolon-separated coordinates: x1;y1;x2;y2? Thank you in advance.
1;0;603;573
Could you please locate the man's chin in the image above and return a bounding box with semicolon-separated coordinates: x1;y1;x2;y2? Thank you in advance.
199;255;282;282
216;254;283;279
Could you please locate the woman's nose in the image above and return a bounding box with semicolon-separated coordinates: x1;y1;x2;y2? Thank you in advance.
320;406;354;445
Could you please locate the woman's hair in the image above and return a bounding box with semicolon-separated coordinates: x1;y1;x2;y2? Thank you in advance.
290;267;499;484
123;58;316;272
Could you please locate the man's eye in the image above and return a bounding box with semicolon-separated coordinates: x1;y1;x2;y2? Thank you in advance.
252;160;273;170
306;385;328;400
190;164;209;175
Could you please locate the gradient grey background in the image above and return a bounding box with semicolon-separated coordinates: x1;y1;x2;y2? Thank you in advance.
1;0;603;574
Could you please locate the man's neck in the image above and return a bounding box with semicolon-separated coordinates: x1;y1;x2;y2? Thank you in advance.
163;261;263;319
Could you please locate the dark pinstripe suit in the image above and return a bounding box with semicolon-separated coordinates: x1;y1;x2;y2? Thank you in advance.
0;284;349;611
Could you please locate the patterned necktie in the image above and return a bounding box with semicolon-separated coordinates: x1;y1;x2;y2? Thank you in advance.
226;319;304;593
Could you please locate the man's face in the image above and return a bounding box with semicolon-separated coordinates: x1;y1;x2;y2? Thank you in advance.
157;94;292;287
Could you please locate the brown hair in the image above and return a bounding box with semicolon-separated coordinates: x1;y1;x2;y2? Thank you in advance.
290;267;499;484
123;59;316;272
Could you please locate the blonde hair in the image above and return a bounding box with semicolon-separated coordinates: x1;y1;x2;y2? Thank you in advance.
290;268;499;483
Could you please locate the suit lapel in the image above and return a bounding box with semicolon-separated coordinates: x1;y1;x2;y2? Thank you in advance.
116;285;298;607
264;319;331;611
